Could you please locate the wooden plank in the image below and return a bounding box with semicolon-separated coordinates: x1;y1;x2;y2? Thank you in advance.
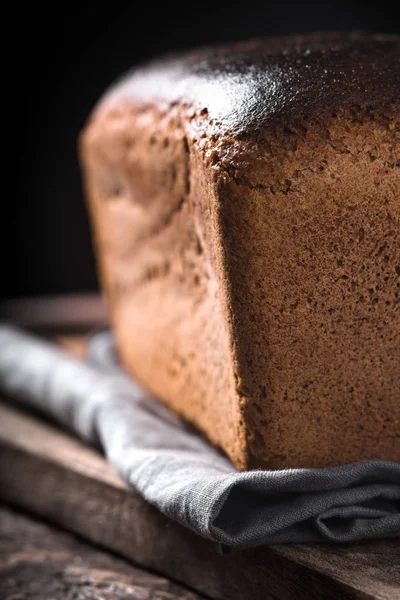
0;401;398;600
0;294;107;332
0;505;205;600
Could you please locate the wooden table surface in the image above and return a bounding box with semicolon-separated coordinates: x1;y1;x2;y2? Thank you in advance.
0;295;399;600
0;505;204;600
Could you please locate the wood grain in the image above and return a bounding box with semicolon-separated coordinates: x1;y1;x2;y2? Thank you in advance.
0;401;398;600
0;505;205;599
0;294;107;332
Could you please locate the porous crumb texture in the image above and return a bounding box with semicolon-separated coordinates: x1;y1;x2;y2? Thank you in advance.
81;34;400;470
217;109;400;468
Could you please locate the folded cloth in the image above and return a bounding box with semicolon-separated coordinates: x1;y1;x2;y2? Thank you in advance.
0;325;399;547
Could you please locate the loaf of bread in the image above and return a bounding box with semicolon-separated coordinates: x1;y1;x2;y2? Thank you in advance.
81;33;400;470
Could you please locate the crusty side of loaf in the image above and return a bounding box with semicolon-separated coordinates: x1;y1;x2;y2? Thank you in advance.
80;104;248;468
214;107;400;468
81;98;399;471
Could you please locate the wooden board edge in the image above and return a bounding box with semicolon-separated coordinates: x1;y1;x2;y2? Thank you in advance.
0;402;397;600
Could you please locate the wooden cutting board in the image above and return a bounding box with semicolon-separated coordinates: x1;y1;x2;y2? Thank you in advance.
0;296;399;600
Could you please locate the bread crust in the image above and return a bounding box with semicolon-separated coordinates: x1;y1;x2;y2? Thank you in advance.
81;34;400;469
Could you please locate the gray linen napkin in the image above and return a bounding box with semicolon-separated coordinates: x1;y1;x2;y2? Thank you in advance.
0;324;399;547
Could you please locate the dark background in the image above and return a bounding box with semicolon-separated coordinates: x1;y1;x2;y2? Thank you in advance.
7;1;399;299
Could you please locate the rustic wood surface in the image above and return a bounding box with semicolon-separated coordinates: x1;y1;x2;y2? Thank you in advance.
0;505;205;599
0;294;107;332
0;401;398;600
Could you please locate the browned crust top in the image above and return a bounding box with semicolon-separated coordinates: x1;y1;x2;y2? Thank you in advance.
97;32;400;136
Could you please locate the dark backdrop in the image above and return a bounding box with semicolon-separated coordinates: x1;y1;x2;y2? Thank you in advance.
7;1;399;299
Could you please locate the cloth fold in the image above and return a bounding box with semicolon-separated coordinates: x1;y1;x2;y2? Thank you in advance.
0;325;399;547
